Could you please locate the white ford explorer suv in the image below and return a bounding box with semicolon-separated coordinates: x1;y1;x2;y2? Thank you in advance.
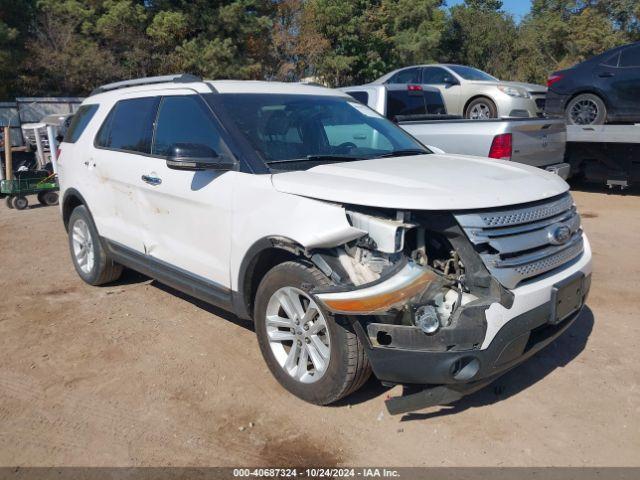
57;74;592;414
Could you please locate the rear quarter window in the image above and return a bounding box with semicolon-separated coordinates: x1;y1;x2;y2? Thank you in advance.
63;105;99;143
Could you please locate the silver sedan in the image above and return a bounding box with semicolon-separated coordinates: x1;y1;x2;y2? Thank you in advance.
373;64;547;119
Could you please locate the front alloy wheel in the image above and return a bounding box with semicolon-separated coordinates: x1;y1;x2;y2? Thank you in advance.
465;97;498;120
266;286;331;383
254;261;371;405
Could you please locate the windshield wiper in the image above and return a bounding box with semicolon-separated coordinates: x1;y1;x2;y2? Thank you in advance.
374;149;429;158
267;155;364;164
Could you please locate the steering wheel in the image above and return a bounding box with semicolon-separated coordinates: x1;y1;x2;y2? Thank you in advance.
336;142;357;154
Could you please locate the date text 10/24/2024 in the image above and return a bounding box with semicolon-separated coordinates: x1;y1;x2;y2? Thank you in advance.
233;468;401;478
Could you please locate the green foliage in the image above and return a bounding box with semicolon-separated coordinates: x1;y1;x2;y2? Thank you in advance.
440;3;518;80
0;0;638;97
515;1;630;83
0;0;35;98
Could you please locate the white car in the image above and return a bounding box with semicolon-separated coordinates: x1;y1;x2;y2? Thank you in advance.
57;75;592;414
374;64;548;119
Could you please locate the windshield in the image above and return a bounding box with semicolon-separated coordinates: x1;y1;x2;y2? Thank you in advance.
448;65;498;82
217;94;430;171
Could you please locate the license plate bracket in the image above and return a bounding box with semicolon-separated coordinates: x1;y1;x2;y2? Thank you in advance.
550;274;584;325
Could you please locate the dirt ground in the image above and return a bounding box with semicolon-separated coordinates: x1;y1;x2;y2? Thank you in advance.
0;187;638;467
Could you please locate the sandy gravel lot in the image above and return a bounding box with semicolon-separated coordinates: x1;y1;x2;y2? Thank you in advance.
0;187;638;467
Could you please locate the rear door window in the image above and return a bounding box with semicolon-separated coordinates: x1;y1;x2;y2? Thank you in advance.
95;97;159;154
64;104;98;143
602;52;620;67
152;95;222;156
387;68;421;84
620;46;640;67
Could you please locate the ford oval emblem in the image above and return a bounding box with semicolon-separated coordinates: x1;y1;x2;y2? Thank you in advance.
549;225;571;245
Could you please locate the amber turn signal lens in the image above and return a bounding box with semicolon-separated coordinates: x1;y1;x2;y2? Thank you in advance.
316;263;436;314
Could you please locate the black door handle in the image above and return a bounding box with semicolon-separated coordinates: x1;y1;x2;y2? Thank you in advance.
141;174;162;186
598;72;614;78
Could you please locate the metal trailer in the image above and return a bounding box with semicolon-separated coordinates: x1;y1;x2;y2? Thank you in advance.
0;102;24;148
1;122;60;210
566;124;640;189
17;97;83;151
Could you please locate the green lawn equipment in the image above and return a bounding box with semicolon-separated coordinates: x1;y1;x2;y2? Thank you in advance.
1;169;59;210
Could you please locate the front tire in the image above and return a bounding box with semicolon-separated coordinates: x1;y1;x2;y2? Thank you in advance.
68;205;123;285
254;261;371;405
465;97;498;119
566;93;607;125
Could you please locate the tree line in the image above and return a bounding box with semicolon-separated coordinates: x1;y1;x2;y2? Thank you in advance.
0;0;638;99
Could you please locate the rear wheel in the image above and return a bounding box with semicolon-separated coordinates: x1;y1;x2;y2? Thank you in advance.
465;97;498;119
68;205;123;285
254;261;371;405
566;93;607;125
5;196;14;209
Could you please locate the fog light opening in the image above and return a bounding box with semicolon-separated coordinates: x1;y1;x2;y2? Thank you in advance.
450;357;480;381
414;305;440;334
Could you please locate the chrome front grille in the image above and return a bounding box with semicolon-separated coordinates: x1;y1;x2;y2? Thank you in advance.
454;193;584;289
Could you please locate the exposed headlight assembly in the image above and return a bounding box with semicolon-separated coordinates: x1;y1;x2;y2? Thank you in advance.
497;85;530;98
314;261;437;314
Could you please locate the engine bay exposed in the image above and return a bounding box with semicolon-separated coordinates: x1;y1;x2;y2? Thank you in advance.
307;206;510;344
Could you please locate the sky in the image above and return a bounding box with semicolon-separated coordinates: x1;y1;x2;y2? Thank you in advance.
447;0;532;21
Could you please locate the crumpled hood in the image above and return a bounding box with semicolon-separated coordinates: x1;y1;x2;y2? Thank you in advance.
271;154;569;211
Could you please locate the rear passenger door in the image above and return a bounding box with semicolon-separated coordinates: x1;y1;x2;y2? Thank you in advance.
91;96;160;252
136;92;235;288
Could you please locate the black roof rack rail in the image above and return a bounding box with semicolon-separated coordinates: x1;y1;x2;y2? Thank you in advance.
90;73;202;96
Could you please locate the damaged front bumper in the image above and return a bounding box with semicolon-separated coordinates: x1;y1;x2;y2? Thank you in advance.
312;257;591;415
382;299;585;414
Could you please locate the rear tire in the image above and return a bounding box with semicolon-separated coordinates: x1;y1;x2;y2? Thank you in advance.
68;205;123;285
465;97;498;119
5;196;14;209
254;261;371;405
566;93;607;125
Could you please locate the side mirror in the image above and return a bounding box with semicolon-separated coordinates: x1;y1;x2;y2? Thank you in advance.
443;76;458;86
165;143;235;171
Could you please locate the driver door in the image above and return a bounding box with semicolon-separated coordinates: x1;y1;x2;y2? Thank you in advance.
422;66;462;115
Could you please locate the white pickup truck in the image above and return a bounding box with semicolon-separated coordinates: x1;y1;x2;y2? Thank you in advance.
57;76;591;414
341;84;571;179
